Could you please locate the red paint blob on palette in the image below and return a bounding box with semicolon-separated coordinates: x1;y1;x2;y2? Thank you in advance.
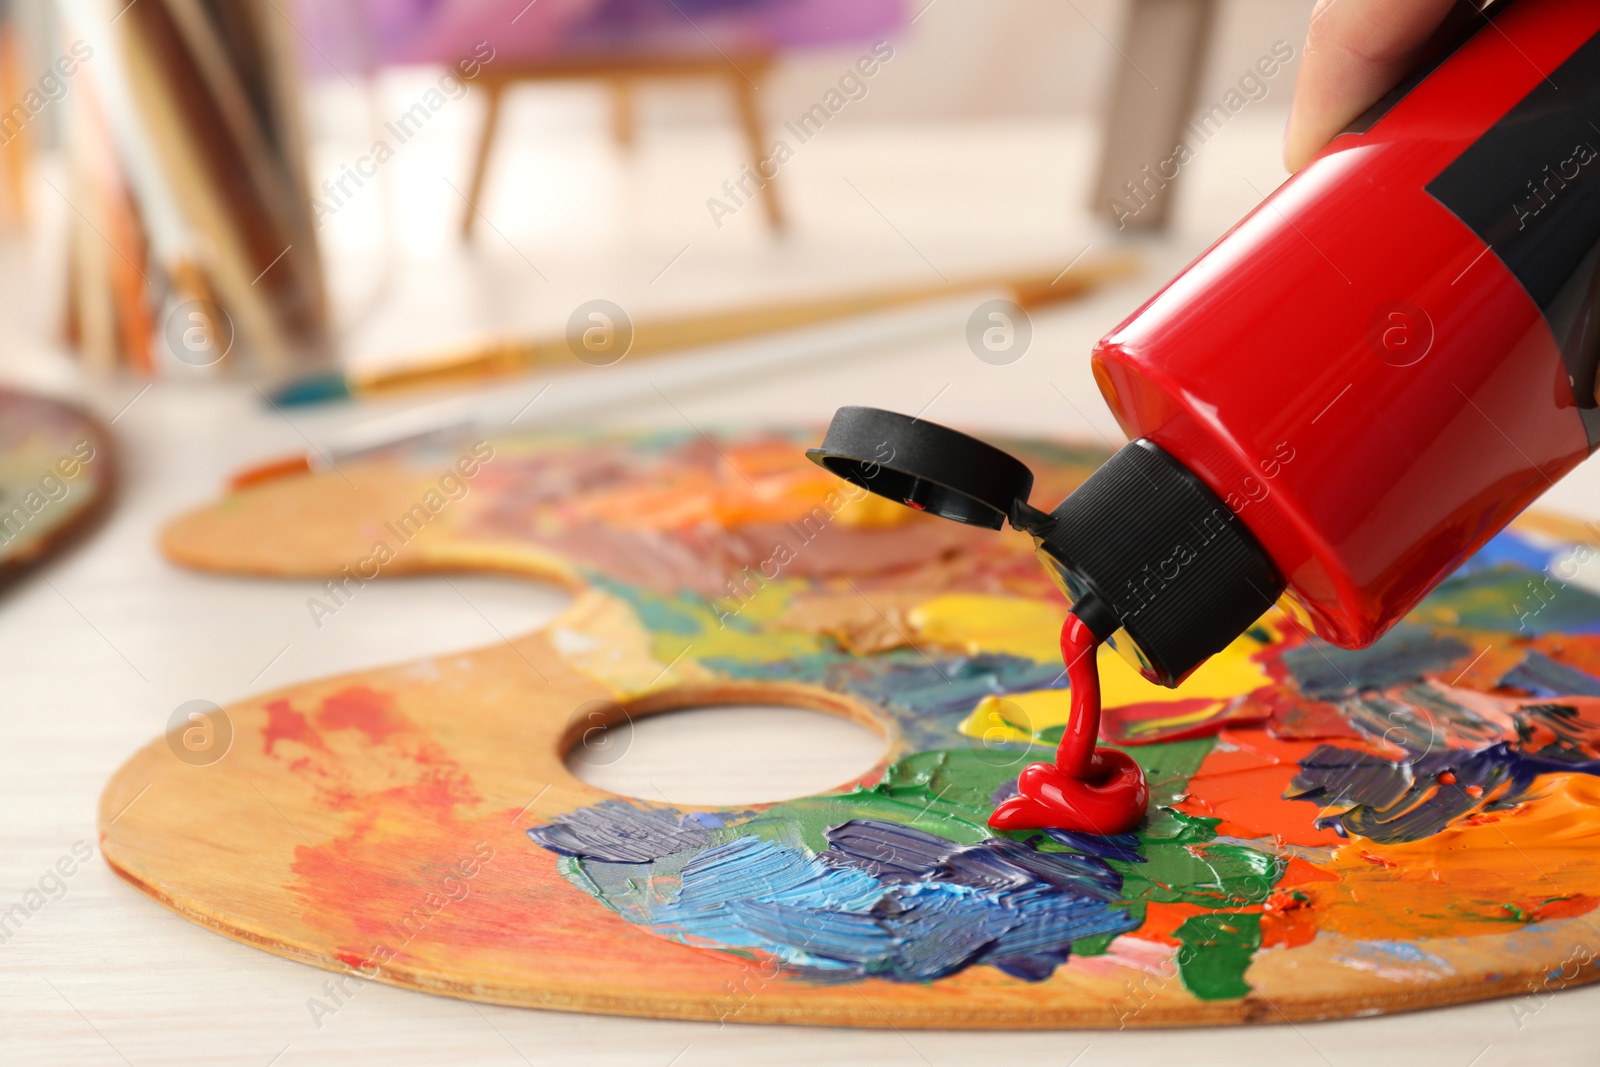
988;612;1149;834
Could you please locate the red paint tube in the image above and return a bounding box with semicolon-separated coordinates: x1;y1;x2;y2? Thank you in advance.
1092;0;1600;672
811;0;1600;830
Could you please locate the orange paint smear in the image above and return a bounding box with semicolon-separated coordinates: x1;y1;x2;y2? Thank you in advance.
1515;697;1600;758
1436;639;1524;692
317;685;410;744
1177;729;1346;848
1533;634;1600;678
1260;889;1318;948
269;686;754;990
1298;774;1600;940
263;699;326;756
1280;855;1339;888
571;441;906;531
1130;901;1211;946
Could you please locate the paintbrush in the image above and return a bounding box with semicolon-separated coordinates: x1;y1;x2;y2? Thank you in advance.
229;399;479;489
266;254;1139;406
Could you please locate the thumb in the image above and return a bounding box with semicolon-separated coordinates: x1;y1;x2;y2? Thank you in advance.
1284;0;1460;172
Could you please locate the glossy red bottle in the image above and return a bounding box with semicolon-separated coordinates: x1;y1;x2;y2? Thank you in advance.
1094;0;1600;657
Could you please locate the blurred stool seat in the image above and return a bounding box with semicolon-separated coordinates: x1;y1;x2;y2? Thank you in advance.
298;0;908;238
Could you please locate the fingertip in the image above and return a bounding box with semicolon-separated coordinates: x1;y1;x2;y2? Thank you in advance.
1284;0;1457;172
1283;105;1300;173
1283;103;1318;174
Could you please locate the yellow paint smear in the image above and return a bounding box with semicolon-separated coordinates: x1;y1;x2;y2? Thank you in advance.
549;589;715;693
959;693;1058;746
909;594;1066;664
915;594;1275;741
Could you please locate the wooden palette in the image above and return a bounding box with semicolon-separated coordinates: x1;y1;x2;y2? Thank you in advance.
101;426;1600;1028
0;387;114;588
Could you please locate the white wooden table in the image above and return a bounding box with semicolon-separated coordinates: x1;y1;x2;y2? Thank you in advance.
5;108;1599;1065
6;301;1600;1065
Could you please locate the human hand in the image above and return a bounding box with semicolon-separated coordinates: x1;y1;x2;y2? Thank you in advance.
1284;0;1459;171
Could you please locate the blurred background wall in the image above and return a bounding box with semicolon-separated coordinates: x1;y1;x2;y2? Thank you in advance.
633;0;1308;123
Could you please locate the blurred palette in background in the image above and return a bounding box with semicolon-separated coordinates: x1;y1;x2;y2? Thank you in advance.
0;386;113;587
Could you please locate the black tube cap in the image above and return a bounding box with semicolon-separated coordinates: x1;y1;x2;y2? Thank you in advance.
1038;439;1284;684
806;406;1036;531
806;407;1286;686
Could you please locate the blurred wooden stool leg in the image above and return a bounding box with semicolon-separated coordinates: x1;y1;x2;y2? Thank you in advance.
730;58;785;233
461;77;505;239
1090;0;1217;232
609;77;636;152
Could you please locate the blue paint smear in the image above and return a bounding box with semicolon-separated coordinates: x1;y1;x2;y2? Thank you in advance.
724;898;897;966
819;819;952;883
705;651;1065;750
1334;684;1510;755
1039;827;1147;863
1452;530;1566;577
1499;650;1600;698
821;819;1125;900
529;807;1141;983
648;837;886;960
1286;741;1600;842
677;836;885;913
873;884;1019;980
938;838;1123;901
982;884;1142;957
1281;625;1471;699
528;799;714;862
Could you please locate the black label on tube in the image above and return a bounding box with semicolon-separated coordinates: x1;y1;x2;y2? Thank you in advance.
1426;25;1600;438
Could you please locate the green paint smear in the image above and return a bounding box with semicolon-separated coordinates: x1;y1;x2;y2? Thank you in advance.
1113;737;1213;807
878;749;1022;811
1071;930;1124;957
587;573;827;663
744;749;1022;853
1174;912;1263;1000
1118;843;1282;907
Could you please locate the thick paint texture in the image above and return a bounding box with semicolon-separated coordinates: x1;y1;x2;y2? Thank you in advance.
530;520;1600;1001
530;744;1261;985
232;429;1600;1008
535;808;1144;982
